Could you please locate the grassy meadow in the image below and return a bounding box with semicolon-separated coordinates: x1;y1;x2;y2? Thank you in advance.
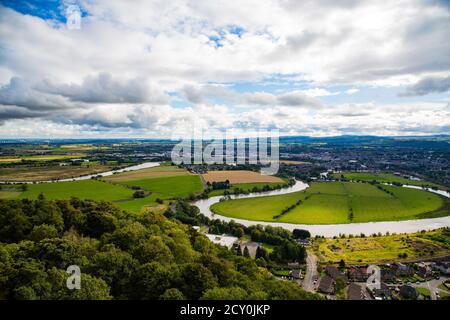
0;153;87;163
207;181;289;196
315;228;450;264
1;164;205;213
332;171;443;189
0;163;115;182
211;181;448;224
19;180;134;202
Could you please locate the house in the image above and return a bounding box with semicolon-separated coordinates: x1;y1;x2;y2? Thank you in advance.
325;265;348;282
399;285;419;300
415;262;432;279
372;282;392;299
381;269;397;283
290;269;302;280
296;239;311;246
348;266;369;282
318;276;335;294
204;234;238;249
433;261;450;275
393;263;414;276
347;283;364;300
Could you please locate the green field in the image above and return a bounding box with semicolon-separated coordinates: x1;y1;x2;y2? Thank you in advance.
207;181;289;197
0;154;87;163
19;180;134;202
315;228;450;264
103;165;204;211
0;191;22;199
1;165;205;214
332;172;443;189
211;181;448;224
112;175;203;199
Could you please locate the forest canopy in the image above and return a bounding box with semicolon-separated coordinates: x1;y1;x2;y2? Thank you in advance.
0;198;320;300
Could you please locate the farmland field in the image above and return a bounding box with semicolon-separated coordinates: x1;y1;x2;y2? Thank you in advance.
332;171;442;189
1;164;204;213
104;165;188;181
0;164;115;182
104;164;203;199
0;191;21;199
202;170;284;184
315;228;450;264
18;180;134;202
113;175;203;199
0;153;87;163
207;181;289;196
210;181;448;224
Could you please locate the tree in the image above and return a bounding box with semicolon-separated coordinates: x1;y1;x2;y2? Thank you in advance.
243;246;250;258
335;277;346;293
159;288;185;300
292;229;311;239
29;224;58;241
133;190;146;198
180;263;218;299
201;287;247;300
338;259;346;270
0;198;323;300
255;246;267;260
236;245;242;256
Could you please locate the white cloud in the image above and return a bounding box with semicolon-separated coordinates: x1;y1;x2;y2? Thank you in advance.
0;1;449;136
345;88;359;95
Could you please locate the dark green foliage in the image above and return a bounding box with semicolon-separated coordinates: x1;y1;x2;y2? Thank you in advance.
0;198;320;300
132;190;146;198
292;229;311;240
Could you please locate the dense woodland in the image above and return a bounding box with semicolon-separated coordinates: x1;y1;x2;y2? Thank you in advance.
165;200;308;264
0;197;320;300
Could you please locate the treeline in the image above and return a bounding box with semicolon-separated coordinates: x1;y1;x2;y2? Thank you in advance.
273;199;302;219
0;197;320;300
190;178;296;200
164;201;308;264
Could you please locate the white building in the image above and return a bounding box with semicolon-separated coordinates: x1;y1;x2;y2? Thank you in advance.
204;234;238;249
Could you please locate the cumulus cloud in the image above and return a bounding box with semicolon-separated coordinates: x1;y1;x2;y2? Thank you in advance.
39;73;170;104
400;75;450;96
0;77;75;111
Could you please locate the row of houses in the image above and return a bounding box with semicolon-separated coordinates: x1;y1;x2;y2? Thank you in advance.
317;260;450;300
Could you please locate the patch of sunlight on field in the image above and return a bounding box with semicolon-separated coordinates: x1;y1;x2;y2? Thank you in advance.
19;180;133;202
316;229;450;264
0;191;22;199
211;181;448;224
279;194;349;224
116;175;204;199
211;191;305;222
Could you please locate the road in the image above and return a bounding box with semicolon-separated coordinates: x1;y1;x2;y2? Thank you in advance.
303;251;318;292
412;277;448;300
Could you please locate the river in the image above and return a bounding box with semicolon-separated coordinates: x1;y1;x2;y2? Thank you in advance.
3;162;449;237
193;180;450;237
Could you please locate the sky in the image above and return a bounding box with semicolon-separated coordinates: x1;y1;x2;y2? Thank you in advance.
0;0;449;138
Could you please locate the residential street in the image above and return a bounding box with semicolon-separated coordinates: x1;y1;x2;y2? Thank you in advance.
412;277;448;300
303;251;318;292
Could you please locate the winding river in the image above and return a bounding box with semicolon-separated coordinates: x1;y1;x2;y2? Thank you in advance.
193;180;450;237
3;161;449;237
